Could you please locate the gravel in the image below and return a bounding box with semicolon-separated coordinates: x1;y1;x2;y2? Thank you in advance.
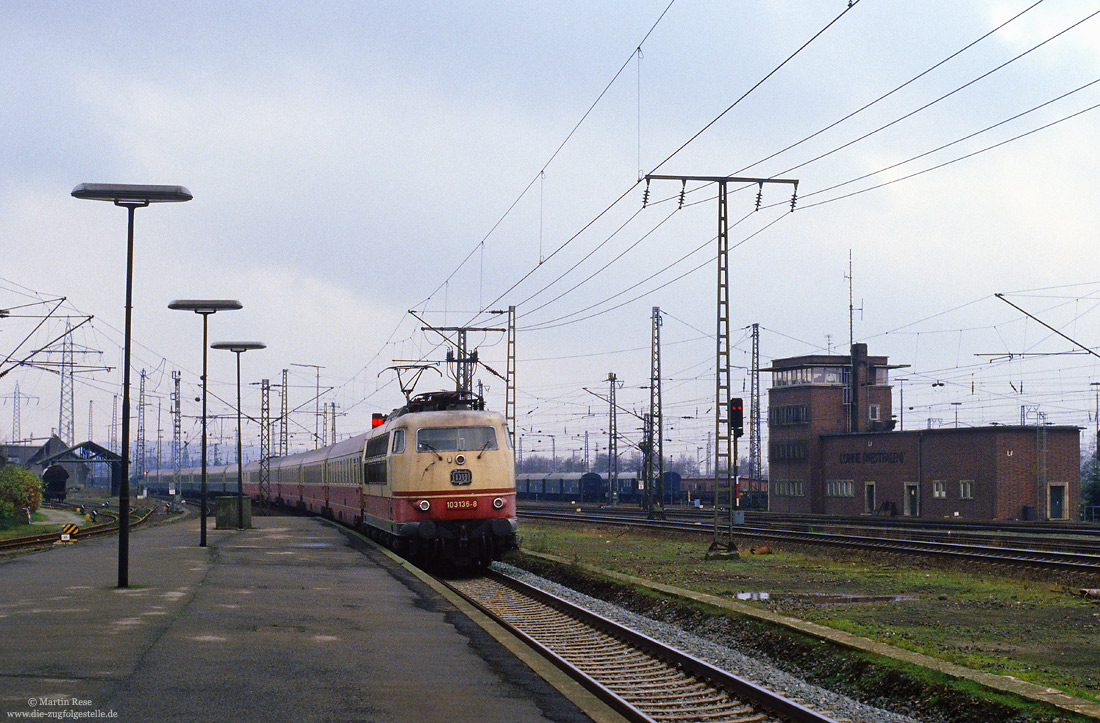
495;560;927;723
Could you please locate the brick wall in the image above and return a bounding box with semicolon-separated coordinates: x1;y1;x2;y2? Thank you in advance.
819;426;1079;520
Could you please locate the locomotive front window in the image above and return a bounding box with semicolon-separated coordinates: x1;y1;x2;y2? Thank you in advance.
417;426;498;452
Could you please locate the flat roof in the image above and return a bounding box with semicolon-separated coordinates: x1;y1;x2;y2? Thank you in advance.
820;424;1081;439
762;356;906;371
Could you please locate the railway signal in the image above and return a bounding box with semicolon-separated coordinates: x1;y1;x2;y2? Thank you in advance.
730;398;744;438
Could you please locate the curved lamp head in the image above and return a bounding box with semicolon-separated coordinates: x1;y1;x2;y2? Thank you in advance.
211;341;266;353
169;299;243;314
72;183;192;205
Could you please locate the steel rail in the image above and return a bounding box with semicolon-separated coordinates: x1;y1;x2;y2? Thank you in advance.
0;506;155;553
521;510;1100;577
444;570;840;723
521;503;1100;537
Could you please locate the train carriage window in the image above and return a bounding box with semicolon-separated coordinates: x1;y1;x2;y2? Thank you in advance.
366;433;390;459
417;426;497;453
364;460;386;485
391;429;405;454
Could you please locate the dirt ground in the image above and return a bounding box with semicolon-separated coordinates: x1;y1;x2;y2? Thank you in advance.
515;519;1100;703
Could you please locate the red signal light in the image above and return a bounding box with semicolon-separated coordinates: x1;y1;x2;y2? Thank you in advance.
730;398;744;438
371;413;385;428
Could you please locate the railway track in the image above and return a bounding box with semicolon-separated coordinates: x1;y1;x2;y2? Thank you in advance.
521;504;1100;551
0;505;153;553
521;509;1100;580
444;570;839;723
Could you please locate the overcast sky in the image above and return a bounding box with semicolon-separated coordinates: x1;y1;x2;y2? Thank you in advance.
4;1;1100;467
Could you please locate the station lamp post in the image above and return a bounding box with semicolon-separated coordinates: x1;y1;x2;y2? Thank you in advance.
211;341;265;529
72;183;192;589
168;300;243;546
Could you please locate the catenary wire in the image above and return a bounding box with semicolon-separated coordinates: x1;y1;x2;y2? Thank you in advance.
415;0;680;309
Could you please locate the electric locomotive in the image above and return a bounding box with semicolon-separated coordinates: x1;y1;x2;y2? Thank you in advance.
371;390;517;564
145;390;517;566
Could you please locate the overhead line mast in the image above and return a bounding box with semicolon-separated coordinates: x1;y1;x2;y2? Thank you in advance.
647;306;664;519
644;174;797;552
260;379;271;507
172;371;181;503
607;372;620;505
749;323;761;484
280;369;289;457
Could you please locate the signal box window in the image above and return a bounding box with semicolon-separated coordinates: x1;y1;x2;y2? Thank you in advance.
417;426;498;452
774;480;805;497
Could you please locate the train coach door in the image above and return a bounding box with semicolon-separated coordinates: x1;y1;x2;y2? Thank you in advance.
905;483;919;517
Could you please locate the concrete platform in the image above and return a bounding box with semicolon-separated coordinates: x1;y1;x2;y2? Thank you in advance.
0;514;617;722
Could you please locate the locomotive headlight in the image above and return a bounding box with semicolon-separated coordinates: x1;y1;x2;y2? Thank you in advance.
492;497;505;510
455;454;466;465
417;500;431;512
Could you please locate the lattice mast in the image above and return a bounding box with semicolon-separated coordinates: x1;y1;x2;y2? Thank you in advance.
110;395;118;454
642;411;653;507
12;383;22;442
506;305;516;451
749;323;762;482
156;398;162;474
648;306;664;518
3;384;40;444
457;329;473;394
59;322;74;444
171;371;181;498
135;370;146;479
260;378;271;505
607;372;618;504
715;182;733;547
280;368;289;457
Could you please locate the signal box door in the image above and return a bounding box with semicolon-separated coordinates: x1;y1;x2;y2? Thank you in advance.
905;483;919;517
1049;485;1066;520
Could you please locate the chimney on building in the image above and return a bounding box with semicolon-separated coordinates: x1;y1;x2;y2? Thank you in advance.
851;343;868;433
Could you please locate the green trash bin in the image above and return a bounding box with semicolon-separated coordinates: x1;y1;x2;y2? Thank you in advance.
215;496;252;529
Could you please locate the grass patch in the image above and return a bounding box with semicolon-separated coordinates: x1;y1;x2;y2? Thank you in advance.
0;512;59;539
509;549;1096;723
515;519;1100;706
